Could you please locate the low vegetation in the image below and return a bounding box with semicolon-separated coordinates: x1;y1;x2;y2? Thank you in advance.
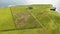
0;4;60;34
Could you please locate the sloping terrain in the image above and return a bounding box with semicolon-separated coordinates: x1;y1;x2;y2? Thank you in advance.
0;7;15;30
0;4;60;34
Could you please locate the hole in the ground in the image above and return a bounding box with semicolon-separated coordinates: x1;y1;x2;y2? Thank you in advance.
50;7;56;11
28;7;33;10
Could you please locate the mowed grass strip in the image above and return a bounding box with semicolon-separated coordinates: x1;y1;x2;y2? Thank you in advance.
0;30;19;34
0;28;56;34
0;7;15;30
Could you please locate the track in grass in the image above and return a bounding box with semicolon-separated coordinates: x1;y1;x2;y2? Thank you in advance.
0;4;60;34
10;6;42;29
0;7;15;30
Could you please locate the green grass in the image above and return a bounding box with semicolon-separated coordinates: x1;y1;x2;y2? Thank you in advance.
0;28;53;34
0;30;19;34
0;4;60;34
10;6;42;29
0;7;15;30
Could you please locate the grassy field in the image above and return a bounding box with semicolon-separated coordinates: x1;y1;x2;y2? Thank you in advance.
0;7;15;30
0;4;60;34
